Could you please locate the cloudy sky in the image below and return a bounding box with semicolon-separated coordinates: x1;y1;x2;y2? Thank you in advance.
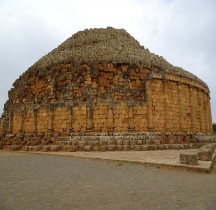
0;0;215;122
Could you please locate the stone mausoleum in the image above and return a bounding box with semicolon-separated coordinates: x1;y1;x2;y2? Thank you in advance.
0;27;214;152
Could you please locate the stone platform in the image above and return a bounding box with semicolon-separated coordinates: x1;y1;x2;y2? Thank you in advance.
2;133;216;171
1;132;216;152
6;148;215;172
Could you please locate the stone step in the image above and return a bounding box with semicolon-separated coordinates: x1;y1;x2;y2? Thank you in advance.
180;143;216;165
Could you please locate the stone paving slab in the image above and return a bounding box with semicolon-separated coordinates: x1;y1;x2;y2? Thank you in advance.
12;149;216;172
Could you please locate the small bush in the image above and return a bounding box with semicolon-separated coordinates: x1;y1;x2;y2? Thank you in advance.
213;123;216;133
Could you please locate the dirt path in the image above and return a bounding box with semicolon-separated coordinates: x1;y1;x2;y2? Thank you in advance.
0;152;216;210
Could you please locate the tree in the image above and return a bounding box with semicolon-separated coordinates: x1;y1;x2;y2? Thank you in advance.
213;123;216;133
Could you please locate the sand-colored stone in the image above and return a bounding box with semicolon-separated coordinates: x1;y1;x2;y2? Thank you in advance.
0;27;213;150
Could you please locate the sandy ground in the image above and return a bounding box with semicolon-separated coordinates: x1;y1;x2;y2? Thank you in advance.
0;151;216;210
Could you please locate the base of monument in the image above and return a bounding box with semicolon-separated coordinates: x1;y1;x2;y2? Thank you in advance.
0;131;215;152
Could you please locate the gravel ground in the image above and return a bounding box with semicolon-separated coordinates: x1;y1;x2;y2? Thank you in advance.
0;151;216;210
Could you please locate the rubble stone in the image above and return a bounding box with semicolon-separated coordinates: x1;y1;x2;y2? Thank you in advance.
197;143;216;161
180;153;198;165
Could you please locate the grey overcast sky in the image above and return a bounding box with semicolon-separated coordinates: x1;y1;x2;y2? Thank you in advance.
0;0;215;122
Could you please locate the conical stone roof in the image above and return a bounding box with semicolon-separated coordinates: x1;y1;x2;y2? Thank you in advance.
23;27;205;86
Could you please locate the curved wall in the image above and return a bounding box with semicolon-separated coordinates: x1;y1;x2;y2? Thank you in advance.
0;64;212;135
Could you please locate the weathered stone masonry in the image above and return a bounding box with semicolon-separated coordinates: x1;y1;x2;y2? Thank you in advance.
1;65;212;134
0;27;214;151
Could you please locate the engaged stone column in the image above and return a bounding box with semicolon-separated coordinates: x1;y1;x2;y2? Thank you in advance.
204;93;209;132
208;97;213;132
147;79;153;131
86;102;93;131
8;111;13;133
108;105;114;131
177;82;184;131
128;103;134;131
206;93;212;132
33;108;38;132
198;90;203;132
189;86;194;131
163;80;169;131
19;110;24;133
67;106;73;133
48;106;54;132
194;88;199;131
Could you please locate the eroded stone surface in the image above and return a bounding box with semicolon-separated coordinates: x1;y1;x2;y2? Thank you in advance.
180;153;198;165
0;27;213;150
197;143;216;161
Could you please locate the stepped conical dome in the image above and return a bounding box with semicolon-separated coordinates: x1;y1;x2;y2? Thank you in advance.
0;27;213;152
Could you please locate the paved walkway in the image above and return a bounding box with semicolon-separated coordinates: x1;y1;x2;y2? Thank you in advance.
0;151;216;210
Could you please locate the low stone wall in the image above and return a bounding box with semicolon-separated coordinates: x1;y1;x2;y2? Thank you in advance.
197;143;216;161
180;142;216;165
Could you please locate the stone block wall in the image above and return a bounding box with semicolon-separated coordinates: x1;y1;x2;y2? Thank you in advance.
37;108;49;132
23;110;34;133
53;107;69;132
93;105;109;132
72;106;87;132
0;28;213;150
0;64;212;135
